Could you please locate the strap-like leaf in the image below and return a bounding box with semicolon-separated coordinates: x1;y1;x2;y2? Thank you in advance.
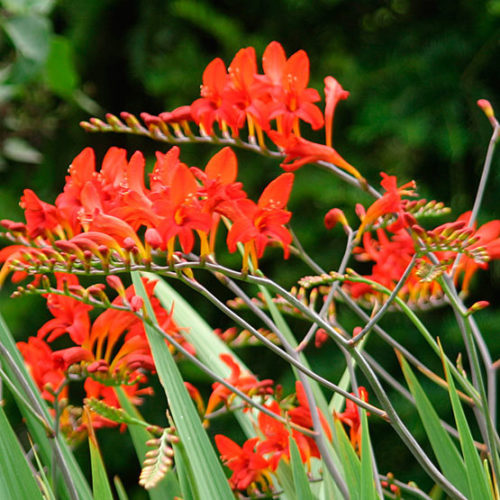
0;406;44;500
131;271;233;499
439;342;493;500
334;420;361;499
398;353;469;496
360;409;379;500
289;436;316;500
87;413;114;500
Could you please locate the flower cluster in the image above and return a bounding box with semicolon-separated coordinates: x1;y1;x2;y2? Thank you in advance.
337;175;500;306
213;380;333;494
0;145;294;282
16;274;185;441
129;41;362;180
187;352;366;495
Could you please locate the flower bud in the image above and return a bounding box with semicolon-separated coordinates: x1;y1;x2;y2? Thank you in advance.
324;208;349;230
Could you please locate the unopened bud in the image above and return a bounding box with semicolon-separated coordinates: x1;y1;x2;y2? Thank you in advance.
352;326;362;337
324;208;349;231
477;99;494;119
106;275;125;296
145;228;163;249
130;295;144;312
466;300;490;316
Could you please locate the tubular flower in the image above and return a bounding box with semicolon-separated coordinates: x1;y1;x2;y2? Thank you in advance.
335;387;369;452
288;381;332;462
16;337;67;403
324;76;350;148
137;41;355;174
355;173;416;241
215;435;272;492
267;130;363;179
205;353;273;417
256;401;291;470
224;172;294;272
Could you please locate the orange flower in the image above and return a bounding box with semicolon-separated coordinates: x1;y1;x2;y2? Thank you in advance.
335;387;369;452
215;435;272;491
355;173;416;241
225;173;294;271
205;353;273;416
324;76;349;148
268;130;363;179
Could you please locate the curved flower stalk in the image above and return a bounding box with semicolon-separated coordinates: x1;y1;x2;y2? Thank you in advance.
0;145;295;285
16;274;186;442
81;41;370;193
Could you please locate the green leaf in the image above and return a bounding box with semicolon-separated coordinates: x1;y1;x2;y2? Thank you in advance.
0;0;55;15
113;476;129;500
88;424;114;500
146;272;254;438
275;460;297;500
334;420;361;499
44;35;79;96
0;405;44;500
131;272;233;499
0;313;92;500
3;137;43;164
172;440;196;500
398;353;469;497
439;343;493;500
289;436;316;500
360;409;378;500
2;15;51;63
115;388;180;500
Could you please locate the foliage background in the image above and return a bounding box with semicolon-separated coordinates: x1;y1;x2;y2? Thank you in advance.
1;0;499;497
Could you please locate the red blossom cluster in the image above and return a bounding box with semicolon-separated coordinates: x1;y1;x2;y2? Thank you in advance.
16;274;187;440
137;41;362;179
336;175;500;305
0;145;294;281
214;381;333;493
188;353;367;494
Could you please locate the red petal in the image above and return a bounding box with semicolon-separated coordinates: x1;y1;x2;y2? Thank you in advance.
258;173;294;209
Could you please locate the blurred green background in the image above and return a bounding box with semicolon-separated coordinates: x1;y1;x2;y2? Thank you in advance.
1;0;499;497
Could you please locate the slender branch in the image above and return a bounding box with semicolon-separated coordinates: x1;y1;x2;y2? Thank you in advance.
365;352;487;453
379;474;432;500
181;275;386;420
0;365;54;436
180;274;350;497
451;120;499;276
346;346;467;500
348;254;418;346
0;343;80;500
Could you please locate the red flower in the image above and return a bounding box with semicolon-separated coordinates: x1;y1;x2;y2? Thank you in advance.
225;173;294;271
215;435;271;491
268;131;362;180
205;353;273;416
257;401;292;470
37;274;92;345
335;387;369;452
356;173;416;241
17;337;67;402
324;76;349;148
262;42;324;135
288;381;332;462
